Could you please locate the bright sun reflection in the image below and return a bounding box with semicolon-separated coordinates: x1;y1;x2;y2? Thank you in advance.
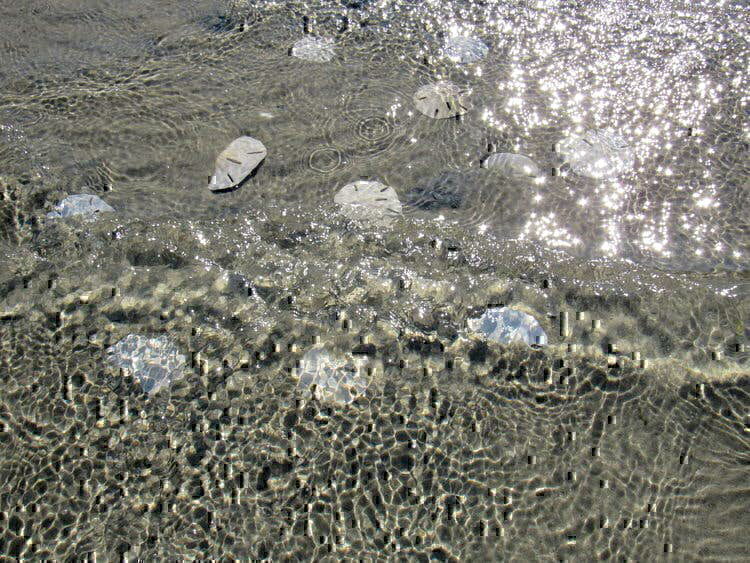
404;0;748;268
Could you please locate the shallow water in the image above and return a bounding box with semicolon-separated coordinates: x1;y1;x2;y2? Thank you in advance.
0;0;748;560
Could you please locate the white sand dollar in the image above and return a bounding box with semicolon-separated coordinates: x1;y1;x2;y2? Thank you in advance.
556;129;634;179
468;307;548;346
334;180;402;227
46;194;114;221
106;334;186;394
291;36;335;62
295;347;368;404
443;36;489;63
481;153;541;177
208;136;267;191
413;82;470;119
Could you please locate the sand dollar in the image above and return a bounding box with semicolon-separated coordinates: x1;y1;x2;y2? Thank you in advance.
295;347;368;404
468;307;548;346
413;82;470;119
46;194;114;221
481;153;542;177
208;135;267;191
556;129;634;179
443;35;489;63
106;334;186;395
291;36;335;62
334;180;402;227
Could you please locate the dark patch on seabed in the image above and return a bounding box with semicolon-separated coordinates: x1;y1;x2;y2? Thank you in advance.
0;0;749;560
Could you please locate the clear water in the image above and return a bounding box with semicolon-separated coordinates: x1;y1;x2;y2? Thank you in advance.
0;0;748;560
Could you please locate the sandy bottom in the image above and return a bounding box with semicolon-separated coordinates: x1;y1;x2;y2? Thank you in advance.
0;0;747;559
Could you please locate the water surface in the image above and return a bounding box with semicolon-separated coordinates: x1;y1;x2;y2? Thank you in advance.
0;0;748;560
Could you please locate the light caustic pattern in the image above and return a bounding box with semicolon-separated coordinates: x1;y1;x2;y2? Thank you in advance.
0;1;748;562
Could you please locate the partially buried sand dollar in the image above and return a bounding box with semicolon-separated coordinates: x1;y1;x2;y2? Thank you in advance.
556;129;634;179
291;36;335;62
208;136;267;191
46;194;115;221
443;36;489;64
481;152;541;178
413;82;470;119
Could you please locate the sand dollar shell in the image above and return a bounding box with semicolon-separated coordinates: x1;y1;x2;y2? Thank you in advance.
468;307;548;346
334;180;402;227
291;36;335;62
46;194;115;221
208;136;267;191
413;82;470;119
556;129;634;179
295;347;369;404
106;334;186;395
443;36;489;63
481;153;541;177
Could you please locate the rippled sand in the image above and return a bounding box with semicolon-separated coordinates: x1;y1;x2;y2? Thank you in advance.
0;0;748;560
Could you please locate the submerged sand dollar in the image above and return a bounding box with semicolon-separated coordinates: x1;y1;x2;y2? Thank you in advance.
208;136;267;191
291;36;335;62
106;334;186;394
556;129;634;179
481;153;541;177
296;347;368;404
334;180;402;227
468;307;548;346
413;82;470;119
46;194;114;221
443;35;489;63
